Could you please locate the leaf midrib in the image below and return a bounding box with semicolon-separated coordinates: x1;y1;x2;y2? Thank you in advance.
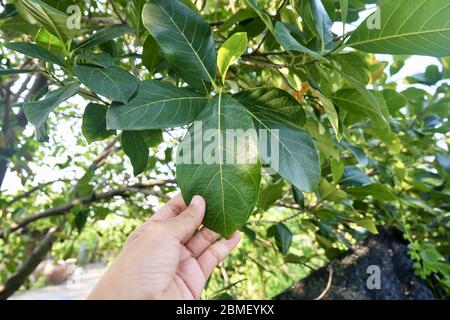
349;27;450;47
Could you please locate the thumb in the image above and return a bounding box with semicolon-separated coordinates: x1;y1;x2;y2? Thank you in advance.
166;195;205;243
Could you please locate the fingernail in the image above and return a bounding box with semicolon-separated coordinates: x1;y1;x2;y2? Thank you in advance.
190;195;203;207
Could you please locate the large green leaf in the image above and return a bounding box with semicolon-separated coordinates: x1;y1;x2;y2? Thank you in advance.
344;183;396;201
234;87;306;127
294;0;333;51
347;0;450;57
82;103;115;144
130;0;147;38
142;35;162;73
273;22;326;61
217;32;248;84
382;89;407;114
235;88;320;192
75;52;114;68
106;80;208;130
73;24;134;51
333;89;388;127
5;42;64;66
74;65;138;104
23;83;79;141
121;131;149;176
245;0;273;32
176;93;261;237
17;0;76;42
218;8;258;33
142;0;217;89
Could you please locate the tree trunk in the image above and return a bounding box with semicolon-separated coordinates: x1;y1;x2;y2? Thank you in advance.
276;229;436;300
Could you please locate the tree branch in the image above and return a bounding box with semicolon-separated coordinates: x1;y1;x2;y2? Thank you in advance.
0;226;60;300
81;17;119;25
0;179;175;239
7;179;71;205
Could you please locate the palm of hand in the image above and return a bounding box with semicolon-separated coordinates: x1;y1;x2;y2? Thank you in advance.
88;194;240;300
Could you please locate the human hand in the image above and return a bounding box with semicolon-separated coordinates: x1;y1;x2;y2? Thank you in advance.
87;194;241;300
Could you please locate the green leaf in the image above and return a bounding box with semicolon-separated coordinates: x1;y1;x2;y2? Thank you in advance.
17;0;76;42
294;0;333;52
339;0;348;25
382;89;407;114
352;217;378;235
436;153;450;174
284;253;310;265
176;93;261;237
331;159;344;184
218;8;258;33
23;83;80;141
73;24;134;51
82;103;115;144
333;89;388;127
217;32;248;84
6;42;64;66
245;0;273;32
347;0;450;57
315;91;339;139
142;35;162;73
106;80;208;130
292;186;305;208
140;130;163;148
332;52;370;85
235;87;306;127
235;89;320;193
74;65;138;104
345;183;396;201
75;52;114;68
0;14;40;36
121;131;149;176
142;0;217;89
267;223;292;255
273;22;326;61
130;0;147;38
339;166;371;187
318;179;347;202
74;210;89;233
257;176;284;211
35;28;65;55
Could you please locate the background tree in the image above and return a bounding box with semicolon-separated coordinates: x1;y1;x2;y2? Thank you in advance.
0;0;449;299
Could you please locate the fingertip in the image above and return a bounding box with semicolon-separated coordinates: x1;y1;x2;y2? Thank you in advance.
226;231;241;247
190;195;205;209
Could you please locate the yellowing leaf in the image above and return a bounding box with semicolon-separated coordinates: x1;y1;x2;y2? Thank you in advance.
217;32;247;84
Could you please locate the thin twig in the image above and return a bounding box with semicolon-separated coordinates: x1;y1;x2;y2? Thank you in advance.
108;0;126;24
314;265;333;300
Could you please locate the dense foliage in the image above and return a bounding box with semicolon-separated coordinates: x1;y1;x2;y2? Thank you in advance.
0;0;449;299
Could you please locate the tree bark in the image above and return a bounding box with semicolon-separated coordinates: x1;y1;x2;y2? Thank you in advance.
276;229;436;300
